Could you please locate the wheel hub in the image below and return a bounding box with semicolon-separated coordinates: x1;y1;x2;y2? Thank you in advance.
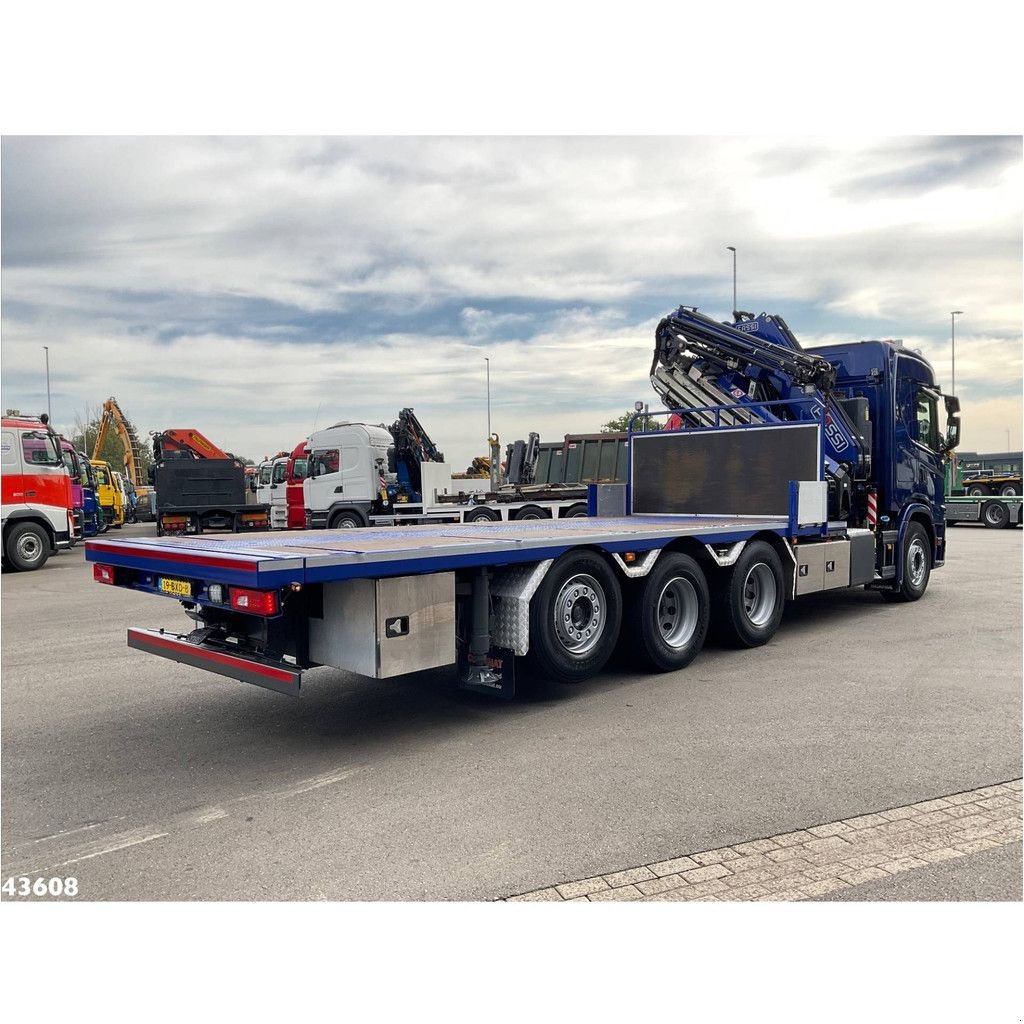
553;574;604;655
656;577;699;648
17;533;43;563
908;539;927;586
742;563;777;627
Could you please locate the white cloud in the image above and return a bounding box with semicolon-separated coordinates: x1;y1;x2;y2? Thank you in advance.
2;136;1020;468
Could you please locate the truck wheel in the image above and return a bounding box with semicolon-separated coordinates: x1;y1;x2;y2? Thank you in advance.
524;551;622;684
4;522;50;572
712;541;784;648
563;503;589;519
966;484;990;496
982;501;1009;529
624;553;709;672
999;483;1018;496
329;510;364;529
883;521;931;601
464;507;500;523
514;505;550;521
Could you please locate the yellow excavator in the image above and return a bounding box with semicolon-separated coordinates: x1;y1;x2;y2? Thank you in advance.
91;397;153;522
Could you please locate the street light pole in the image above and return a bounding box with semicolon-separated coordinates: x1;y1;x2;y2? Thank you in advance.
43;346;52;421
485;357;491;439
950;310;963;397
726;246;737;317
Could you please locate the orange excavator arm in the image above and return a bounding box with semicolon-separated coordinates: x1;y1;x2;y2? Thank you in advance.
153;428;233;461
92;397;148;488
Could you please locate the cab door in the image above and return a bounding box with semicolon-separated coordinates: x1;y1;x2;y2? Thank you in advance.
894;355;945;520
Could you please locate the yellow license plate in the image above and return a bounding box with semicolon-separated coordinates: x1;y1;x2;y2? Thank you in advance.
159;577;193;597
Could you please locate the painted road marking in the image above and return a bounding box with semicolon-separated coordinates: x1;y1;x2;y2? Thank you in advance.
505;779;1023;902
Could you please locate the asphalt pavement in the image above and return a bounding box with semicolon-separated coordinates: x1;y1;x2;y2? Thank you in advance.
1;522;1020;901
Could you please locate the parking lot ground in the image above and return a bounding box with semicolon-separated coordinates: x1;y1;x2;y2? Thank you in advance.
1;523;1021;901
506;780;1023;901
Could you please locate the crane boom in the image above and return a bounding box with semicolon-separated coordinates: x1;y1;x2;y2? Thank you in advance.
91;397;148;488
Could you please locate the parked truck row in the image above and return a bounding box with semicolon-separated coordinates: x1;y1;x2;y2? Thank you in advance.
86;302;966;699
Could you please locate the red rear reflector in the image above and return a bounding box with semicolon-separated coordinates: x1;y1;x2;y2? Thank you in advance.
93;564;117;585
229;587;279;615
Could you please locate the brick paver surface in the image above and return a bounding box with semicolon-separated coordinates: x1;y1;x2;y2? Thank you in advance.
505;780;1023;902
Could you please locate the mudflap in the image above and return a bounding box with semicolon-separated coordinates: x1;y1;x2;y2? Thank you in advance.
127;627;302;696
457;645;516;700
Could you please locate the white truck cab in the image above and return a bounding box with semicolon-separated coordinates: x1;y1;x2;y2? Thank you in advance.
268;456;289;529
304;422;393;529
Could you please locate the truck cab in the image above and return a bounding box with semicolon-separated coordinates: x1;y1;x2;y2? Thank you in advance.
2;415;74;571
76;450;102;537
268;456;289;529
304;422;393;529
91;459;125;530
59;439;85;543
285;440;309;529
808;339;959;570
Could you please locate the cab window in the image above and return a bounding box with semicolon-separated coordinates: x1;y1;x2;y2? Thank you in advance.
272;462;288;484
22;431;62;466
311;448;340;477
259;464;273;485
94;466;110;485
292;457;309;481
915;390;940;451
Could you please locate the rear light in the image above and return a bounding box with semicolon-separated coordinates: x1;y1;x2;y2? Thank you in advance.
162;515;188;526
93;564;117;585
229;587;279;616
207;583;226;603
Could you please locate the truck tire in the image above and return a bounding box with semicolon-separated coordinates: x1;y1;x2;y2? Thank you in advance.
623;552;709;672
329;510;365;530
999;483;1018;496
967;484;990;496
464;507;500;523
4;522;50;572
524;551;622;685
514;505;551;521
712;541;785;648
883;521;931;601
563;503;589;519
982;501;1009;529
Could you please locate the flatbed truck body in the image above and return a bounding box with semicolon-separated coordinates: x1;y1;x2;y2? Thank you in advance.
85;303;960;701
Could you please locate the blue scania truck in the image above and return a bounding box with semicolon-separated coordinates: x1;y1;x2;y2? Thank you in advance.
85;305;961;698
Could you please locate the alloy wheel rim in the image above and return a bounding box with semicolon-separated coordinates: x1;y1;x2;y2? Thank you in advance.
742;563;776;627
553;574;605;656
656;577;699;649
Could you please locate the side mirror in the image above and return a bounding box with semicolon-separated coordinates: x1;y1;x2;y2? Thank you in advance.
943;394;961;452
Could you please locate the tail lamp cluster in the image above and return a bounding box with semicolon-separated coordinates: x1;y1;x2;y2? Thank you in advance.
205;582;277;614
93;565;279;616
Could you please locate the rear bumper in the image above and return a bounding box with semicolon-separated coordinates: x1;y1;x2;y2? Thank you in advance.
127;627;302;696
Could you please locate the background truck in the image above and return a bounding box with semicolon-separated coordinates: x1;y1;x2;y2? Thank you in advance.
304;411;590;529
86;302;960;699
150;428;270;537
90;458;124;530
944;454;1021;528
2;413;74;571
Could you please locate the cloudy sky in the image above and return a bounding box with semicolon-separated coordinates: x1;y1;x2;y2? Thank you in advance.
2;135;1020;468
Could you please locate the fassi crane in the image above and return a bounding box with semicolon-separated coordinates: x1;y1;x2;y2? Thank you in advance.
650;306;874;520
